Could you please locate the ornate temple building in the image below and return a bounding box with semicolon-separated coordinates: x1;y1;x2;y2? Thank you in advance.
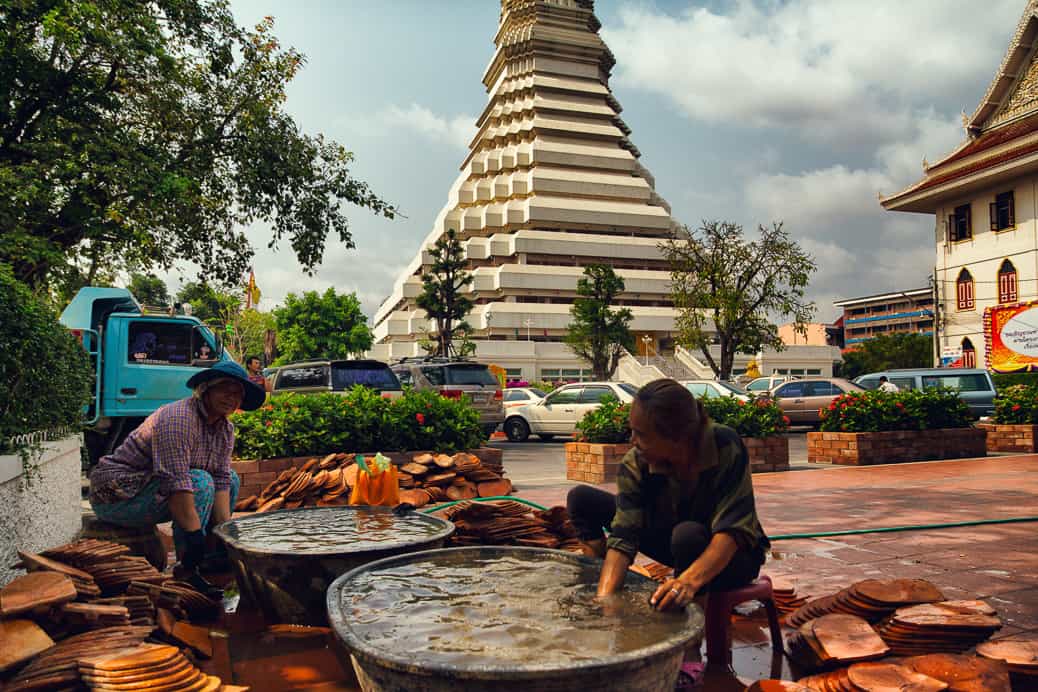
368;0;682;381
882;1;1038;369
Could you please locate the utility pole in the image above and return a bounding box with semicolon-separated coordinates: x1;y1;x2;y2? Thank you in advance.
931;269;941;367
523;318;532;341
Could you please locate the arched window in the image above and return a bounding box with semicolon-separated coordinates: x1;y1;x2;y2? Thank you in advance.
956;269;975;310
998;259;1018;304
961;337;977;368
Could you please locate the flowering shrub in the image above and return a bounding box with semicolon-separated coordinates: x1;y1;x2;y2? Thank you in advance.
701;396;789;438
993;384;1038;424
506;379;531;388
819;389;971;433
232;388;484;459
575;396;631;443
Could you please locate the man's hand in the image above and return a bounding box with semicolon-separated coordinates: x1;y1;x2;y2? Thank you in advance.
650;575;700;611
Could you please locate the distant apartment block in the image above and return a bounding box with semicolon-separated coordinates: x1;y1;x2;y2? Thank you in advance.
833;288;935;347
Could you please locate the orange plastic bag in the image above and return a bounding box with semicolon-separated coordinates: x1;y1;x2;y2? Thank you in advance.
348;453;400;506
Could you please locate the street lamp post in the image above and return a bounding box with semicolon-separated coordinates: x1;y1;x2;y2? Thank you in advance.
523;318;532;341
641;335;652;366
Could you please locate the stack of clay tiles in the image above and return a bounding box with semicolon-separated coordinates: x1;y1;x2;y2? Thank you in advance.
797;654;1011;691
786;613;890;671
78;642;221;691
787;579;946;627
977;636;1038;685
772;577;811;615
873;601;1001;656
0;537;236;691
437;500;583;551
233;451;512;512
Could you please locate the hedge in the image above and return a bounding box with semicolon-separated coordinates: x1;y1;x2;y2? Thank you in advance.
992;384;1038;424
819;389;971;433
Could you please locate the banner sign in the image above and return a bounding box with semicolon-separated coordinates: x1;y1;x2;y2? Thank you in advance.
940;347;963;368
984;300;1038;373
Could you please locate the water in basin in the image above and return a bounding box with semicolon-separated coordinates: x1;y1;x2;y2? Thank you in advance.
338;550;692;668
220;507;444;554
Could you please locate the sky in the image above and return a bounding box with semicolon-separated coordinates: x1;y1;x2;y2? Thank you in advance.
161;0;1028;323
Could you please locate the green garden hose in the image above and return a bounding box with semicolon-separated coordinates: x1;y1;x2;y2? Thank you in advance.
423;496;1038;540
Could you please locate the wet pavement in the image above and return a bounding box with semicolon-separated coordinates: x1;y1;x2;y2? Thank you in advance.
203;453;1038;689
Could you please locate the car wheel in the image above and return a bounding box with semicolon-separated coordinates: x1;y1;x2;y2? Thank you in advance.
537;434;555;442
504;417;530;443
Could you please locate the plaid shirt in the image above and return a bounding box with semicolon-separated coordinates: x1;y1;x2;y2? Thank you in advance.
89;397;234;505
607;422;770;562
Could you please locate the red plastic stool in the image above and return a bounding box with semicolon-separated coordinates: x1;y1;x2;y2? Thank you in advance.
705;575;783;668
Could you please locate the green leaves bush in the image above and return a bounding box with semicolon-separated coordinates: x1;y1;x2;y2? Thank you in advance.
993;384;1038;424
231;388;485;459
0;267;92;451
575;396;630;443
819;389;971;433
701;396;788;438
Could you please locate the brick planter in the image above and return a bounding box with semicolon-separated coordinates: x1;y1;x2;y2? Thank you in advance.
977;423;1038;453
744;436;790;472
807;428;987;465
565;442;632;485
232;447;503;501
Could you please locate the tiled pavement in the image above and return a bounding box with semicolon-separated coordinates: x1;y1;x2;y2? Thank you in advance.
203;454;1038;689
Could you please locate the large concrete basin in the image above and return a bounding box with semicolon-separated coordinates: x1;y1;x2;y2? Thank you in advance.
326;546;705;692
215;505;454;625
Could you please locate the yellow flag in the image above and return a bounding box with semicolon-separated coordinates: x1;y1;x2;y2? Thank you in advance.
245;269;261;309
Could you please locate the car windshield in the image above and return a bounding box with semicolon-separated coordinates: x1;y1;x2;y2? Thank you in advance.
715;381;747;396
529;388;546;398
331;363;400;390
747;379;770;391
445;365;500;386
617;383;639;397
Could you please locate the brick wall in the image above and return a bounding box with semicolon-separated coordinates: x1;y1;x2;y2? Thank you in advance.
744;436;790;472
565;443;632;484
807;428;987;465
232;447;504;502
977;423;1038;453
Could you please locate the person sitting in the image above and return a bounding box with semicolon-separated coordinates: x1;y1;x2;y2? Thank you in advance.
567;378;769;613
878;375;899;393
88;361;265;587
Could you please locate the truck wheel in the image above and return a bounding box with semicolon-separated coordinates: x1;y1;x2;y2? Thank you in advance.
504;417;530;443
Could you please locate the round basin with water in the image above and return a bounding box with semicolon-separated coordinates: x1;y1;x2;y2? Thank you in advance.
326;546;705;692
215;505;454;625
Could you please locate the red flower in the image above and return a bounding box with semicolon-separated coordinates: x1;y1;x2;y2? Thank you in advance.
782;416;791;425
416;413;426;424
264;420;272;427
829;403;837;410
738;400;746;406
1013;404;1022;412
896;402;905;410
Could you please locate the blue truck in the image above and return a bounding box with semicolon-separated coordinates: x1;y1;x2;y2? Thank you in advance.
59;287;232;466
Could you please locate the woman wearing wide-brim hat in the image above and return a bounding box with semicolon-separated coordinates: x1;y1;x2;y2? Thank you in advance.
89;360;265;580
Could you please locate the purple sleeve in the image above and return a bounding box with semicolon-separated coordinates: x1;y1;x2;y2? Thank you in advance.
211;425;234;492
151;407;196;496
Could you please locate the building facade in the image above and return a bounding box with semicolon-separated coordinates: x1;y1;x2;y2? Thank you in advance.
882;1;1038;368
368;0;683;381
832;289;935;348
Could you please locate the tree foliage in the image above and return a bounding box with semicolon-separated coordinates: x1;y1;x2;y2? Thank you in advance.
272;288;372;364
0;1;395;289
175;280;240;325
127;273;170;308
838;333;933;380
415;229;474;357
565;264;634;381
664;221;816;381
226;308;275;364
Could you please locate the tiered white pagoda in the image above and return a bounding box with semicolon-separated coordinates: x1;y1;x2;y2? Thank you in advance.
369;0;683;381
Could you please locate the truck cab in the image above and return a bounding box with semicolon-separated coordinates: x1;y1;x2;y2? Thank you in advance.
60;287;231;464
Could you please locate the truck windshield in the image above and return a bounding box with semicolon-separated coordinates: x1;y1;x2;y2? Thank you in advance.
331;363;401;391
128;321;195;365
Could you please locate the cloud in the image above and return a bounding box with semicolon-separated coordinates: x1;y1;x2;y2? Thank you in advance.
339;103;475;149
604;0;1018;144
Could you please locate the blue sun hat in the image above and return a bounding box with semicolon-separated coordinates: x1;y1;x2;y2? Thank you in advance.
186;360;266;411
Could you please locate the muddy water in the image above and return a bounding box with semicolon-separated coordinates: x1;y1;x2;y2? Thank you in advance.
339;551;693;667
221;507;444;554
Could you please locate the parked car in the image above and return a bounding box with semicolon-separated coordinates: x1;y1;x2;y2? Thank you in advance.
503;387;547;412
680;379;750;401
853;368;996;418
771;377;864;425
504;381;638;442
391;358;504;436
746;375;798;394
272;359;403;398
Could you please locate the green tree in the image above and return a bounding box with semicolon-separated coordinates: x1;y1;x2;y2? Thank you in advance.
226;308;275;363
0;2;395;289
565;264;634;381
127;273;170;308
415;229;474;357
838;333;933;379
273;288;372;364
663;221;816;381
175;281;240;325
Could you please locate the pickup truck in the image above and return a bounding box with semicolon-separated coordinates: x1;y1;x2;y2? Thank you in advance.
59;287;231;466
